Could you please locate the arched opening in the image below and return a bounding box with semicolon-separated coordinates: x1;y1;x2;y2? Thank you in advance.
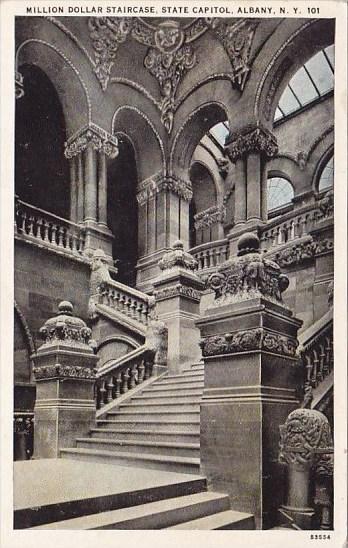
189;162;218;246
107;136;138;286
267;176;294;214
318;155;334;192
15;64;69;218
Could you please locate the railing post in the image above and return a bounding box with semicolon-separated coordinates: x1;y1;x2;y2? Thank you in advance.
153;240;204;374
196;233;302;529
32;301;98;458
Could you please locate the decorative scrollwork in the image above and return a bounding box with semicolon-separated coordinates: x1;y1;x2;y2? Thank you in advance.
33;364;96;380
159;240;198;272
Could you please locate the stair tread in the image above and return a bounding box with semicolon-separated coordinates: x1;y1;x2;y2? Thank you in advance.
132;393;202;399
77;438;200;449
61;447;200;465
97;419;200;424
167;509;254;530
90;429;199;436
31;492;228;530
109;410;200;415
119;401;201;407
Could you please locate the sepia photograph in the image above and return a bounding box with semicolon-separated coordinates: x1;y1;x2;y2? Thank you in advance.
0;1;347;545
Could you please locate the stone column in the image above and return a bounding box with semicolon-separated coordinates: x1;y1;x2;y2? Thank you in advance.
136;175;193;292
64;124;118;259
194;205;226;244
196;233;302;529
226;124;278;252
153;241;204;374
32;301;98;459
279;408;334;529
69;157;78;223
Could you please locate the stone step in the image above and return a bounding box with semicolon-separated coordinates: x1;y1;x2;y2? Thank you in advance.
155;376;204;386
142;386;203;396
96;419;200;432
76;437;200;458
14;459;206;528
130;394;202;404
31;492;230;530
164;371;204;381
167;509;255;530
117;401;201;412
89;428;200;444
60;448;201;474
106;410;200;422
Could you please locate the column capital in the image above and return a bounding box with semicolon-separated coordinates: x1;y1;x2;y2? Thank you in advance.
64;123;118;159
194;205;226;231
226;123;278;163
136;174;193;205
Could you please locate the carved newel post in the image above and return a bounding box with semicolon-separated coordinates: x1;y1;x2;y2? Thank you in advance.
153;240;204;374
33;301;98;458
196;233;303;529
279;408;333;529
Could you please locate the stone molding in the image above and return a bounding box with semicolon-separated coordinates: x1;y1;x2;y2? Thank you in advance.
158;240;198;272
154;283;201;302
263;56;292;121
200;327;298;358
207;233;289;305
194;205;226;230
136;175;193;204
33;364;96;380
279;408;333;467
64;123;119;159
205;18;258;91
271;237;334;268
15;71;24;99
226;124;278;162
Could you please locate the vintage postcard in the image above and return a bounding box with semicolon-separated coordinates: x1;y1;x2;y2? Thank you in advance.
0;0;347;547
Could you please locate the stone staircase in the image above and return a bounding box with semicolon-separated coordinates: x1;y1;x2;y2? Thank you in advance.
60;362;204;474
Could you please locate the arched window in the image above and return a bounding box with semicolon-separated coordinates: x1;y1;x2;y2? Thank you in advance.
267;177;294;211
274;45;334;122
318;155;334;191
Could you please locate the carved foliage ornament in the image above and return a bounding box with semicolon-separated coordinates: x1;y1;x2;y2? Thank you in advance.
205;18;258;91
207;233;289;305
279;408;333;467
33;364;96;380
271;237;334;268
226;124;278;162
194;205;226;230
88;18;258;133
64;123;119;159
200;328;298;358
136;175;193;204
39;301;94;350
158;240;198;272
154;283;201;302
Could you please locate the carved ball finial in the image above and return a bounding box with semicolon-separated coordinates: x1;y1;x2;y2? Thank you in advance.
58;301;73;316
173;240;184;250
237;232;260;256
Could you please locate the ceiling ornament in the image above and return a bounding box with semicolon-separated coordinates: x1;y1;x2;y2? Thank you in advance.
88;18;258;132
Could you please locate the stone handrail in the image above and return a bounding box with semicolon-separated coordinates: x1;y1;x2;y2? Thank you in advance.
15;198;85;255
299;309;333;409
260;204;322;252
95;344;155;410
96;278;154;327
189;239;229;272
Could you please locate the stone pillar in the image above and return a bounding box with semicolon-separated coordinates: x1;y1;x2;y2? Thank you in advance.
32;301;98;459
279;408;334;529
69;157;78;223
153;240;204;374
196;233;302;529
97;150;108;226
136;175;193;292
64;124;118;259
226;124;278;252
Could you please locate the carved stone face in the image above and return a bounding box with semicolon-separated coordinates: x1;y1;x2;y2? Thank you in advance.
154;21;184;54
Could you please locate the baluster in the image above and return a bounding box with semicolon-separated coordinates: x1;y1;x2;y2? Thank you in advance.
51;224;58;245
277;226;283;245
106;376;114;403
203;251;208;269
129;363;138;389
289;220;295;241
42;219;50;242
71;232;78;252
304;354;313;388
115;372;122;399
318;344;325;383
138;359;145;384
126;297;132;317
121;368;130;393
215;247;221;266
57;226;65;248
99;379;106;408
119;294;126;313
130;299;137;320
28;216;35;237
136;302;143;323
19;211;27;234
35;217;43;240
311;349;319;387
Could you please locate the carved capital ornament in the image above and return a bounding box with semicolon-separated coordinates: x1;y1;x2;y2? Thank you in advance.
64;123;119;159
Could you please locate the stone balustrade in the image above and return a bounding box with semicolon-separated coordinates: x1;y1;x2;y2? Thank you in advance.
95;345;155;410
189;239;229;272
260;205;322;251
96;278;154;327
15;198;85;255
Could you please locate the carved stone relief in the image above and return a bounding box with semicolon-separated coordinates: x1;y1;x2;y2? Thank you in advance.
194;205;226;230
64;123;119;159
